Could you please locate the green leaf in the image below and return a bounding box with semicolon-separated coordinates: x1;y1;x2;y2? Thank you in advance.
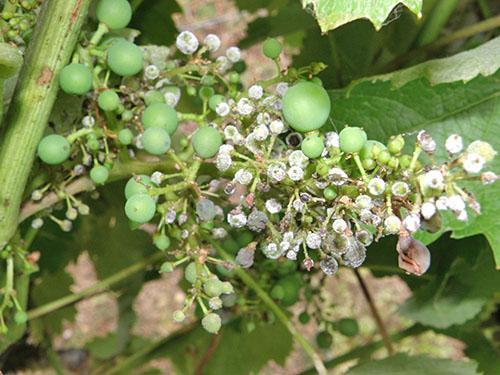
329;70;500;264
348;353;478;374
368;36;500;87
302;0;423;32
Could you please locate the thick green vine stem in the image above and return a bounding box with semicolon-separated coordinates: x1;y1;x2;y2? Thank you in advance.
0;0;93;250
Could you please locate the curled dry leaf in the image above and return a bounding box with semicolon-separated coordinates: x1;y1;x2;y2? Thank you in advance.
397;231;431;276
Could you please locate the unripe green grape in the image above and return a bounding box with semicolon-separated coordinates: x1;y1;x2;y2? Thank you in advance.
96;0;132;30
192;126;222;159
388;134;405;154
339;127;367;153
141;103;178;134
59;63;92;95
228;72;239;84
173;310;185;322
87;137;100;152
124;175;154;198
144;90;164;105
399;154;412;169
323;187;337;201
298;311;310;325
377;149;391;164
202;313;221;334
362;158;376;170
118;128;134;145
185;262;208;284
14;311;28;325
271;285;285;300
186;86;197;96
301;135;324;159
98;90;120;111
262;38;282;59
360;140;385;160
316;331;333;348
37;134;71;165
142;127;171;155
208;94;225;111
282;81;331;132
233;60;246;73
273;275;301;307
107;40;144;77
336;318;359;337
160;261;174;273
200;74;216;86
236;230;254;247
204;278;224;297
199;86;214;100
388;156;399;169
221;281;234;294
315;161;329;176
153;233;171;251
310;77;323;86
90;165;109;185
121;109;133;121
124;193;156;223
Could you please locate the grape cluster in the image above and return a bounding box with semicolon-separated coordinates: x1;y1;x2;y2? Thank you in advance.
27;0;497;334
0;0;42;46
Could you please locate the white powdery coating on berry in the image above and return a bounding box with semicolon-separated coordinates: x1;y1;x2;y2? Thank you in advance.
31;217;44;229
248;85;263;100
421;169;444;190
417;130;436;153
436;196;448;210
253;124;269;141
219;144;234;154
288;150;309;167
82;115;95;128
226;46;241;62
164;92;180;107
457;209;468;221
144;64;160;80
447;194;465;212
223;125;240;141
203;34;221;52
215;55;230;73
276;82;288;96
212;227;227;239
384;215;401;234
270;119;285;134
403;214;421;233
467;140;497;162
355;195;372;210
293;199;305;212
227;210;247;228
462;152;485;174
325;132;340;148
421;202;436;220
236;98;254;116
368;177;386;196
262;242;282;259
265;199;282;214
216;152;232;171
234;169;253;185
267;163;286;182
215;102;230;117
332;218;347;234
481;171;498;185
31;190;43;201
286;250;298;260
445;134;463;154
328;167;348;186
320;257;339;276
391;181;410;197
288;166;304;181
306;232;322;249
176;31;199;55
257;112;271;125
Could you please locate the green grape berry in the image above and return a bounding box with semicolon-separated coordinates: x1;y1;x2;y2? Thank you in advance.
208;94;225;111
316;331;333;349
262;38;282;59
121;109;133;122
98;90;120;112
339;127;367;153
228;72;239;84
202;313;221;334
192;126;222;159
186;86;197;96
200;74;216;86
125;175;155;199
377;149;391;164
160;262;174;273
118;128;134;145
14;311;28;325
90;165;109;185
141;103;178;134
173;310;185;322
153;233;171;251
298;311;310;325
59;63;92;95
323;187;337;201
198;86;214;101
362;158;376;170
203;278;224;297
185;262;208;284
336;318;359;337
144;90;165;105
96;0;132;30
272;274;301;306
301;134;324;159
399;154;412;169
388;134;405;154
107;40;144;77
37;134;71;165
124;193;156;223
282;81;331;132
142;127;171;155
360;140;386;160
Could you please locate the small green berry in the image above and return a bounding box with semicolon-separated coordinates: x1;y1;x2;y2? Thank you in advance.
202;313;221;334
192;126;222;159
316;331;333;348
160;261;174;273
153;233;171;251
90;165;109;185
339;127;367;153
98;90;120;112
118;128;134;145
301;134;324;159
142;127;171;155
96;0;132;30
107;40;144;77
124;175;155;199
336;318;359;337
37;134;71;165
262;38;282;59
124;193;156;223
59;64;92;95
141;102;178;134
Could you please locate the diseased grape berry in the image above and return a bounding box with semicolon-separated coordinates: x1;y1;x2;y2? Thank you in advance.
118;128;133;145
153;233;171;251
96;0;132;30
142;127;171;155
37;134;71;165
141;103;178;134
336;318;359;337
339;127;367;153
282;81;331;132
301;134;324;159
262;38;282;59
316;331;333;348
59;64;92;95
124;193;156;223
192;126;222;158
90;165;109;185
202;313;221;334
124;175;155;199
98;90;120;112
107;40;144;77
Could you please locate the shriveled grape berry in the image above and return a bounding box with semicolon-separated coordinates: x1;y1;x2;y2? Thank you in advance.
262;38;282;59
37;134;71;165
301;135;324;159
107;40;144;77
118;128;133;145
98;90;120;111
192;126;222;158
202;313;221;334
90;165;109;185
141;103;178;134
339;127;367;153
282;81;331;132
142;127;171;155
59;64;92;95
124;193;156;223
96;0;132;30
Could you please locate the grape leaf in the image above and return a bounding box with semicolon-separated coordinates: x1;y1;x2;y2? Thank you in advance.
348;353;478;374
302;0;423;32
329;70;500;265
